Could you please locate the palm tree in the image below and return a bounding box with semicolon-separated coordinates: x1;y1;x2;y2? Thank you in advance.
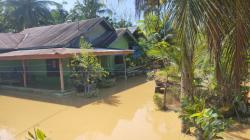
135;0;202;100
3;0;60;31
67;0;112;21
134;0;250;132
205;0;250;103
223;0;249;93
135;0;250;100
51;8;68;24
0;0;6;32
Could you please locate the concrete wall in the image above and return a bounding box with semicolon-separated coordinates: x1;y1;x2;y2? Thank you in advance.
105;36;130;73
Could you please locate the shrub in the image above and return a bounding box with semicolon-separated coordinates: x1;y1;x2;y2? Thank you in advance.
154;66;180;83
69;39;107;93
153;94;164;110
146;71;155;80
180;97;231;140
232;89;250;119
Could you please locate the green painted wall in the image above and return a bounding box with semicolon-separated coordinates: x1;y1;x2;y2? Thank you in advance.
108;36;129;49
105;36;129;73
0;59;72;90
0;60;21;72
0;60;22;86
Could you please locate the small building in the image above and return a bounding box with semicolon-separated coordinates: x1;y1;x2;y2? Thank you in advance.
128;26;146;40
0;18;135;92
103;28;137;75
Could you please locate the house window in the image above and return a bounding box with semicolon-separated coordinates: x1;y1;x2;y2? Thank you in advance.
114;56;124;64
46;59;59;77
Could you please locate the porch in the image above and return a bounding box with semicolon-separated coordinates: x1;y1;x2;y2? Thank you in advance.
0;48;133;92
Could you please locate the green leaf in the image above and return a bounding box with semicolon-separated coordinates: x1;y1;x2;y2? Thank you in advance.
190;112;202;118
28;131;35;139
36;129;46;140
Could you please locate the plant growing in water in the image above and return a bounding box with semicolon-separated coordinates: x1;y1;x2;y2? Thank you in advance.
180;97;231;140
27;128;46;140
70;38;107;95
153;94;164;110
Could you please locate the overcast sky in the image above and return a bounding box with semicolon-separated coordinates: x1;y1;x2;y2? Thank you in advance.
52;0;138;24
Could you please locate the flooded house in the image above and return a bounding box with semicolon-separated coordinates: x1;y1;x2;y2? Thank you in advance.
0;18;136;92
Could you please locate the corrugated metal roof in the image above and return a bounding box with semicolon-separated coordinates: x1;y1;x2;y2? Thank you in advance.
128;27;138;34
0;18;105;51
0;33;25;50
116;28;137;42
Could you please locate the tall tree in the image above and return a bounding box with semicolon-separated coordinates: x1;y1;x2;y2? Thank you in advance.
136;0;203;99
0;0;5;32
225;0;249;93
205;0;250;103
67;0;111;21
105;17;132;28
51;8;68;24
3;0;60;31
134;0;250;132
135;0;250;100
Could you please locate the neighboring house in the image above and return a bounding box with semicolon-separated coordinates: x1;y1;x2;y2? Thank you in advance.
128;27;147;59
0;18;134;92
128;26;146;40
101;28;137;75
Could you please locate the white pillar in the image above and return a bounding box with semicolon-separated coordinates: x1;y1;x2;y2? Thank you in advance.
59;58;65;92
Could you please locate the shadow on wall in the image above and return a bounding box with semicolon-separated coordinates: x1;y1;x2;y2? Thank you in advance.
0;76;147;108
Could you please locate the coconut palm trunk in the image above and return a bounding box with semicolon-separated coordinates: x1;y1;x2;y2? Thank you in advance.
180;43;194;133
232;0;248;94
180;48;193;98
207;17;224;92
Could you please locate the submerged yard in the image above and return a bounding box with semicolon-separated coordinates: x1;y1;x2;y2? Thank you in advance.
0;76;249;140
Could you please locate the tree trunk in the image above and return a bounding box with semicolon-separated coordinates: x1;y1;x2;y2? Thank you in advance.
180;45;194;134
163;84;168;110
232;0;247;94
207;15;226;105
180;51;194;99
208;21;225;104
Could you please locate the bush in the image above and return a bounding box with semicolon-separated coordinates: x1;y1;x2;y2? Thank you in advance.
232;90;250;119
153;94;164;110
154;66;180;83
180;97;231;140
69;39;107;93
147;71;155;80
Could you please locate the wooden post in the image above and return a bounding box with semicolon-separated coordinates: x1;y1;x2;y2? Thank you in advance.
59;58;65;92
123;55;127;80
163;83;168;111
22;60;27;88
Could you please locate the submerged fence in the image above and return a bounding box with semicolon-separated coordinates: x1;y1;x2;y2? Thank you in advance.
0;63;147;90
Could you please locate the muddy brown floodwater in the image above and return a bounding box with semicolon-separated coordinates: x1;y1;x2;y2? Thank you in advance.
0;76;249;140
